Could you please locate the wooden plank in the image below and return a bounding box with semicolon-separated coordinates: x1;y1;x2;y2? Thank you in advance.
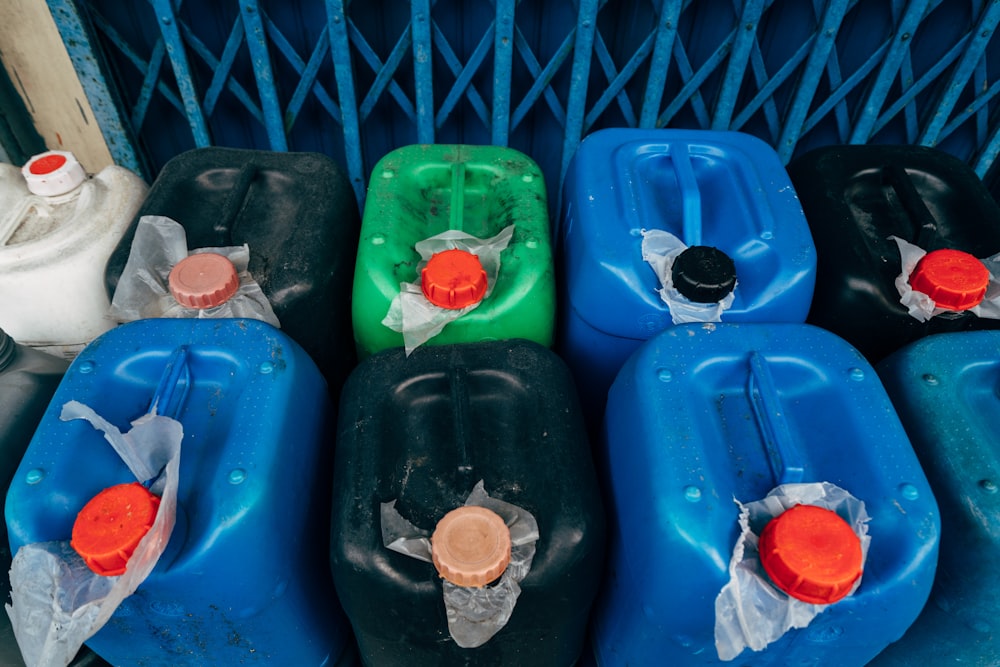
0;0;112;171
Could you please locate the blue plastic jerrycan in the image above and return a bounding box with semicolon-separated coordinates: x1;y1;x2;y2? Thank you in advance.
870;331;1000;666
591;323;939;667
557;129;816;426
4;318;348;666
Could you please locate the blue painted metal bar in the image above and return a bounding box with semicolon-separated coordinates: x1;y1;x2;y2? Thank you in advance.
201;18;245;118
658;35;733;128
239;0;287;150
872;35;968;137
777;0;848;162
802;40;890;138
265;21;341;128
46;0;145;174
492;0;516;144
560;0;599;184
411;0;435;143
432;23;492;131
131;37;167;133
511;27;571;130
283;29;337;131
88;11;184;117
938;76;1000;139
121;11;167;131
150;0;210;147
973;118;1000;178
737;35;784;138
640;0;682;128
178;22;264;124
327;0;366;204
351;22;416;121
848;0;930;143
712;0;766;130
975;55;988;147
919;1;1000;146
733;34;812;135
584;30;643;130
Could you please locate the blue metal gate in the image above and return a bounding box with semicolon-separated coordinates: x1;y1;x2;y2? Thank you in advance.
46;0;1000;208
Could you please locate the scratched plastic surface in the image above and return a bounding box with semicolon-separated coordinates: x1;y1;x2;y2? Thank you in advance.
591;323;939;666
871;331;1000;667
5;318;348;666
788;144;1000;362
557;129;816;424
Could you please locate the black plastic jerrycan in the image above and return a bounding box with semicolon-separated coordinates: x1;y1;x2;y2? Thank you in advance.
330;339;606;667
105;147;360;392
788;144;1000;362
0;329;74;665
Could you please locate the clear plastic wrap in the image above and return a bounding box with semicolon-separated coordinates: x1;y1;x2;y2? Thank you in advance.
381;226;514;354
380;480;539;648
641;229;737;324
6;401;182;667
714;482;871;661
891;235;1000;321
109;215;279;326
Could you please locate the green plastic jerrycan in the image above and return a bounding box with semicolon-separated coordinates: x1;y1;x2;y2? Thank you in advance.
352;144;555;358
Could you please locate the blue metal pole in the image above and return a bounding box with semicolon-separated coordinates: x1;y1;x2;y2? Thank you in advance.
849;0;931;143
492;0;516;145
411;0;434;143
561;0;599;187
640;0;682;128
327;0;366;205
239;0;288;151
777;0;848;162
150;0;211;147
712;0;765;130
45;0;145;174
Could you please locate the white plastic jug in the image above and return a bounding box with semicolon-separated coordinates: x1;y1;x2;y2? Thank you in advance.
0;151;147;358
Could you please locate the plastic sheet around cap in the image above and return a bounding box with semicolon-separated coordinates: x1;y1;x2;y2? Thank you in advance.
6;400;182;667
379;480;539;648
641;229;737;324
110;215;279;327
714;482;871;661
381;226;514;355
890;236;1000;322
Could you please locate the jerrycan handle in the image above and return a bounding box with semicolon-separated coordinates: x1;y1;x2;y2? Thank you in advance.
148;345;191;420
671;144;703;247
881;163;939;250
747;351;804;485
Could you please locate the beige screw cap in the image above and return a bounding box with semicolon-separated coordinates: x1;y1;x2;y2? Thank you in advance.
431;505;511;587
168;253;240;309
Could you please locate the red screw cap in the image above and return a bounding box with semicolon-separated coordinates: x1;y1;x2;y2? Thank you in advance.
71;482;161;577
168;253;240;309
431;505;512;587
909;248;990;311
421;249;488;309
758;504;863;605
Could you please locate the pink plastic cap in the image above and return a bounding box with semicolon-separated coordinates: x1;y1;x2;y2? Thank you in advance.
168;253;240;309
431;505;511;587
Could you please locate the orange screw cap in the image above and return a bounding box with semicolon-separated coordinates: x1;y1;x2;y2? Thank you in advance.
431;505;512;587
71;482;161;576
758;504;863;605
421;249;488;309
909;248;990;311
168;253;240;309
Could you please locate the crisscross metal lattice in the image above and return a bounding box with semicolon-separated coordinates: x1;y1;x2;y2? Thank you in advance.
46;0;1000;207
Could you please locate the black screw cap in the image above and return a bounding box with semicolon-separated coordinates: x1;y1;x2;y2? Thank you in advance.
671;246;737;303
